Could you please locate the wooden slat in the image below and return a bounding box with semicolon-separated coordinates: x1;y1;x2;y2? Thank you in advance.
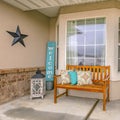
97;67;99;80
56;91;66;98
100;67;102;80
93;66;95;80
66;65;110;81
104;67;106;79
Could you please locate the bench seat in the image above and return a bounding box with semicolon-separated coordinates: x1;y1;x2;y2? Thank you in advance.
56;83;105;92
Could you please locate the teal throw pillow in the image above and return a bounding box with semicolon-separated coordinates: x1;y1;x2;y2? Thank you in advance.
68;71;77;85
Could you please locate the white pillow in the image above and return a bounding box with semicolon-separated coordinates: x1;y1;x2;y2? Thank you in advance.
77;71;92;85
60;70;71;84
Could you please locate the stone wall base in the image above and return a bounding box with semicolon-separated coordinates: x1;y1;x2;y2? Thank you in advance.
0;67;45;104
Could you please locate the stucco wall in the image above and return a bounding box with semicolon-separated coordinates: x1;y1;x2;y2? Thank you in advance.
0;1;50;69
58;8;120;100
49;17;57;41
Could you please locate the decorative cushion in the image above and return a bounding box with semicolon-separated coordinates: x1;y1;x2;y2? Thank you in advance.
77;71;92;85
60;70;71;84
68;71;77;85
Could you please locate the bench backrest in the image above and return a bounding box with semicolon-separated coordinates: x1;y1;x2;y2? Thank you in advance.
66;65;110;82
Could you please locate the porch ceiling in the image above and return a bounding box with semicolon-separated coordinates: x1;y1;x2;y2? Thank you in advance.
2;0;107;17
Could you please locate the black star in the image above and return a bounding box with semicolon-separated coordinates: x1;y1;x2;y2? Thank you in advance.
7;25;28;47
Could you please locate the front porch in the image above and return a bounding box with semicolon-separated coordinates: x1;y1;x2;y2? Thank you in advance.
0;91;120;120
0;0;120;120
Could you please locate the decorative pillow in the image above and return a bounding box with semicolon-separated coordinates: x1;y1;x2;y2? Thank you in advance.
68;71;77;85
60;70;71;84
77;71;92;85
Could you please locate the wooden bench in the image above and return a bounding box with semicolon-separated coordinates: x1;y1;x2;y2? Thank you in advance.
54;65;110;111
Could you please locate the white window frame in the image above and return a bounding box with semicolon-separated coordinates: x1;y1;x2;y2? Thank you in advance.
66;17;106;66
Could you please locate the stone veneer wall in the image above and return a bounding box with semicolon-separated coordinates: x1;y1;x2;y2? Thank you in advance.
0;67;45;104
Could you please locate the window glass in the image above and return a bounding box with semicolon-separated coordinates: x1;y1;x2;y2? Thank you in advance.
118;59;120;71
96;18;105;30
76;19;85;32
86;18;95;30
118;46;120;58
84;59;94;66
118;18;120;71
96;31;105;44
78;59;84;65
96;46;105;58
77;34;84;45
96;59;105;66
66;18;105;66
77;46;84;57
86;31;95;45
85;46;95;58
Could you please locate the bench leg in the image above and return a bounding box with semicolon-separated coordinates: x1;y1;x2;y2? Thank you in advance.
66;89;68;96
54;86;57;103
103;90;106;111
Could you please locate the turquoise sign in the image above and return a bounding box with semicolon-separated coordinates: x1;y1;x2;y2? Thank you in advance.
46;42;56;81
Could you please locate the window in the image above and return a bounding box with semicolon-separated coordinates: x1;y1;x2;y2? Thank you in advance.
118;18;120;71
66;17;106;66
56;25;59;69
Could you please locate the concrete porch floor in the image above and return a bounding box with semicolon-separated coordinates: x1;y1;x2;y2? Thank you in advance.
0;91;120;120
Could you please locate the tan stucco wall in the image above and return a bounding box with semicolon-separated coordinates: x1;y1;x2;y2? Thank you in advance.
60;0;120;14
57;8;120;100
49;17;57;41
0;1;50;69
110;81;120;100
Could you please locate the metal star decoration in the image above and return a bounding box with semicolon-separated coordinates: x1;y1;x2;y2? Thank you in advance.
7;25;28;47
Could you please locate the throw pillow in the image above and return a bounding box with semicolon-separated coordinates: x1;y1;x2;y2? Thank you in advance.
68;71;77;85
60;70;71;84
77;71;92;85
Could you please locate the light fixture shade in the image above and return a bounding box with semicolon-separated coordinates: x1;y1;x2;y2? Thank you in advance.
32;69;45;78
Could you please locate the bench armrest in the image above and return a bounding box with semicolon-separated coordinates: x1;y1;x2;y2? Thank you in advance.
101;75;110;87
54;75;61;78
104;75;110;81
93;75;110;86
54;75;61;85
